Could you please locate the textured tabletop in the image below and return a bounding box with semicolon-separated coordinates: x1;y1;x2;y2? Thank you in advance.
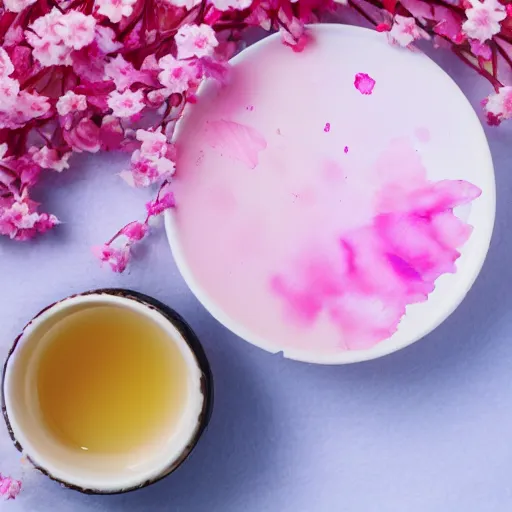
1;32;512;512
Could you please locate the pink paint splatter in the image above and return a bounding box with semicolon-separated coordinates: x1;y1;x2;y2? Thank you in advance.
271;177;481;350
324;122;331;132
205;119;267;169
344;146;349;154
414;127;431;143
354;73;376;95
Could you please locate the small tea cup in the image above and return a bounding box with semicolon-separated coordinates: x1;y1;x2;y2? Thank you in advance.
1;289;213;494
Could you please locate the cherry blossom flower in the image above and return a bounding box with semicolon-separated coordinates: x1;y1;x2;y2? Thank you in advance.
146;184;176;217
95;0;138;24
28;9;65;44
388;14;428;46
93;243;131;272
105;55;149;92
0;196;59;241
119;128;176;187
94;219;149;272
32;147;72;172
0;475;21;500
157;55;197;93
121;150;175;187
55;11;96;50
28;39;72;68
176;24;219;60
1;201;40;233
107;89;145;118
483;86;512;124
0;87;50;129
26;9;96;68
0;91;50;130
121;221;148;241
462;0;506;43
136;129;169;158
26;9;72;67
56;91;88;116
17;91;51;120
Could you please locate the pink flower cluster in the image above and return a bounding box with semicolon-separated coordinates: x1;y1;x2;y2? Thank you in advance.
94;181;175;272
0;0;328;272
0;474;21;500
356;0;512;125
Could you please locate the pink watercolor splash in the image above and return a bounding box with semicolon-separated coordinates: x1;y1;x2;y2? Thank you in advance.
0;475;21;500
271;177;481;350
205;119;267;169
354;73;376;95
324;122;331;132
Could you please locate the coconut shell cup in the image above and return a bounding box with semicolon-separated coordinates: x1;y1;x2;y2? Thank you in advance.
1;289;213;495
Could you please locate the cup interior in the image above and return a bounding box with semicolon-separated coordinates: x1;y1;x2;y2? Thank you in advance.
2;293;206;493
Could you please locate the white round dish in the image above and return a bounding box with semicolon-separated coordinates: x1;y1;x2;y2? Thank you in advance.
165;24;495;364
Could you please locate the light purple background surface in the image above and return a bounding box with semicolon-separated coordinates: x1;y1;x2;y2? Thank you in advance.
2;30;512;512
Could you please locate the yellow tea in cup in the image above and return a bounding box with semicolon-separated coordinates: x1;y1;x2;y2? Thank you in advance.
36;306;188;454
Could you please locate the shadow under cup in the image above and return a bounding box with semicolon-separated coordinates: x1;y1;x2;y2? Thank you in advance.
1;289;213;494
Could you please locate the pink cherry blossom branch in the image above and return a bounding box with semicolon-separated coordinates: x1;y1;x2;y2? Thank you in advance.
0;0;509;271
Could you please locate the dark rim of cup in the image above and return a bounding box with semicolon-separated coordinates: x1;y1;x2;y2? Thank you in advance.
1;288;214;495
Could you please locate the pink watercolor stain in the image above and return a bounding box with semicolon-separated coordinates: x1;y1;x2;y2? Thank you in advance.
205;119;267;169
324;122;331;132
354;73;376;95
269;139;481;350
271;147;481;350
